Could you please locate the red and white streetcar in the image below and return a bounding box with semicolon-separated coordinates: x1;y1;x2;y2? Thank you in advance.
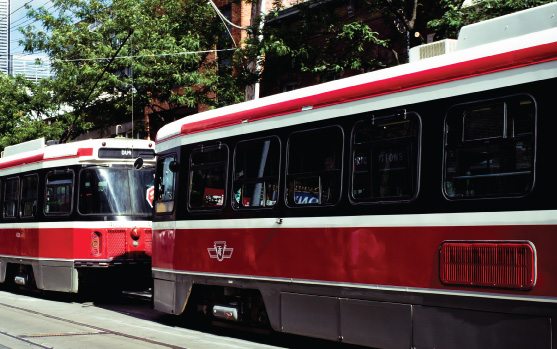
153;4;557;348
0;137;155;293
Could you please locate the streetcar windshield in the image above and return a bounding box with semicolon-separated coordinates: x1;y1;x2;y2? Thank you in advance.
78;167;154;216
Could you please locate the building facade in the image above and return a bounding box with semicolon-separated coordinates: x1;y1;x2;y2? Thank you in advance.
0;0;8;74
10;54;52;81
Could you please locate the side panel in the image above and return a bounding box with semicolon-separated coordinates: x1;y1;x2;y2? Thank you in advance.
153;222;557;299
340;299;412;349
280;293;340;341
36;260;78;293
0;259;5;283
413;305;551;349
152;269;191;315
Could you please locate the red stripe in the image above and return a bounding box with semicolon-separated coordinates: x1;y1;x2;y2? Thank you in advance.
173;42;557;138
77;147;94;157
0;153;44;170
0;147;94;171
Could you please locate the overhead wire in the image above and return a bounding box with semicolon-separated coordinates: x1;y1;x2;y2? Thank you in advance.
206;0;249;48
10;0;54;31
54;48;236;63
207;0;249;30
0;0;38;25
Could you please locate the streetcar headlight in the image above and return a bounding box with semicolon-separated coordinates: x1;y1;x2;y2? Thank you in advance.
130;227;141;241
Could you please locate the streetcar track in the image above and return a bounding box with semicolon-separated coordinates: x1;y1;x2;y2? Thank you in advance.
0;301;187;349
21;331;108;338
0;329;52;349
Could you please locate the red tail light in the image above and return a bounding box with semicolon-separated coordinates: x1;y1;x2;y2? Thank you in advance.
440;241;536;290
91;232;102;256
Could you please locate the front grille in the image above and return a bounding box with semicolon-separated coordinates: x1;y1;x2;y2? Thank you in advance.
107;229;127;257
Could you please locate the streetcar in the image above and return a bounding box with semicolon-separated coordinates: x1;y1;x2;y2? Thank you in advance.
0;137;155;293
152;4;557;349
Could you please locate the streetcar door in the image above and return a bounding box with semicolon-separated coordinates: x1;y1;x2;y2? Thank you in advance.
153;155;178;267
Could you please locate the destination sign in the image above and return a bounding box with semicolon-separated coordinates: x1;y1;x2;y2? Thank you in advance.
98;148;155;159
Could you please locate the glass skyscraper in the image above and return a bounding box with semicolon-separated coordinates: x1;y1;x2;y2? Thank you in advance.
0;0;8;74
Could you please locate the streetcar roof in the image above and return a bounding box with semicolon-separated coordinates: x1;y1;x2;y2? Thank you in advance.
0;138;155;175
155;2;557;152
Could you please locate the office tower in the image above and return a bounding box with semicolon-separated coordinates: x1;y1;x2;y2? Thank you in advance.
0;0;8;74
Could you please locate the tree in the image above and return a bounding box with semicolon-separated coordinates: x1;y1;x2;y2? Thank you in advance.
237;0;391;96
20;0;244;141
0;74;64;150
235;0;447;96
236;0;552;96
428;0;555;40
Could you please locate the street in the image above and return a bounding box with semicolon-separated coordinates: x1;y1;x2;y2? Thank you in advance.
0;289;363;349
0;289;283;349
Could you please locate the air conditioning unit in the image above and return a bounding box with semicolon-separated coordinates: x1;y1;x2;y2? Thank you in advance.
409;39;458;62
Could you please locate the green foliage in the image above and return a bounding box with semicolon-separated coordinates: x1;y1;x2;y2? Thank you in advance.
238;0;390;89
428;0;555;39
20;0;244;141
0;74;64;150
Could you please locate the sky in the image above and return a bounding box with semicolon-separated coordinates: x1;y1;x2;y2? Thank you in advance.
10;0;50;56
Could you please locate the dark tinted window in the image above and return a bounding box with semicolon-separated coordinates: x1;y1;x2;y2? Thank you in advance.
351;113;421;202
45;171;74;215
444;95;535;199
233;137;280;209
21;174;38;218
286;126;343;206
3;177;19;218
189;144;228;210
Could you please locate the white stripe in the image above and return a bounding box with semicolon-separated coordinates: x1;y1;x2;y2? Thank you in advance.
156;61;557;152
153;210;557;230
0;158;156;177
0;158;84;176
152;267;557;304
0;220;152;229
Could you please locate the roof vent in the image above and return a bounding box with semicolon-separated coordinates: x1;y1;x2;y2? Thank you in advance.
457;2;557;50
409;39;457;62
2;137;46;157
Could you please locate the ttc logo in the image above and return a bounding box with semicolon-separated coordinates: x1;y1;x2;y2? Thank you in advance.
207;241;234;262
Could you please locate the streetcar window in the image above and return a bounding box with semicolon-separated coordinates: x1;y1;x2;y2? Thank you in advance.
286;126;343;206
444;95;535;199
79;168;154;216
3;177;19;218
233;137;280;209
20;174;38;218
351;113;421;202
44;171;74;215
189;144;228;210
155;155;177;214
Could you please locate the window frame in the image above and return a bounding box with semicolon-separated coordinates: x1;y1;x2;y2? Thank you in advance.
187;143;229;213
3;176;20;219
154;153;177;215
442;93;537;200
44;169;75;217
349;111;422;205
20;173;39;219
231;135;282;211
285;125;344;208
